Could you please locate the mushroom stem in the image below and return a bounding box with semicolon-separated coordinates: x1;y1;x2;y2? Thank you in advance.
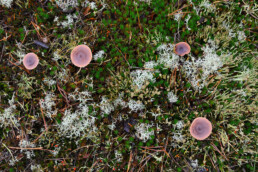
76;67;82;75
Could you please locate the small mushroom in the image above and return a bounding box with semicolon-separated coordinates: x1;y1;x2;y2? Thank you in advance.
190;117;212;140
175;42;191;56
23;53;39;70
70;45;92;68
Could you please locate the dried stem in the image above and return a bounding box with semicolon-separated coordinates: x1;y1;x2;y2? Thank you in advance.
39;101;48;132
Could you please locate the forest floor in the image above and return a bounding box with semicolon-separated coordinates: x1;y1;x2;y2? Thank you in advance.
0;0;257;171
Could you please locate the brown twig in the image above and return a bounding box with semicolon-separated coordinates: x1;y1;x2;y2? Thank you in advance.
169;67;177;86
86;160;98;172
213;0;230;4
0;34;11;42
208;153;220;172
211;142;228;161
32;130;46;144
113;44;130;67
21;30;29;44
127;151;133;172
168;5;191;17
8;146;50;151
8;54;30;74
141;146;170;158
162;148;170;158
135;5;143;33
206;74;216;84
141;146;163;149
31;21;43;40
9;147;42;150
8;60;29;74
138;155;152;172
56;81;70;106
204;79;221;100
219;139;227;161
31;21;47;39
39;101;48;132
71;145;96;153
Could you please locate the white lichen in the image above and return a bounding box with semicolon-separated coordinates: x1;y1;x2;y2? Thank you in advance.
52;51;62;61
139;0;151;5
82;0;97;10
173;120;184;130
0;0;13;8
135;123;154;142
237;31;246;42
12;50;26;65
68;88;92;104
151;112;161;120
200;0;215;12
57;68;70;82
93;50;105;61
99;96;114;115
58;107;97;139
200;40;223;78
54;14;78;29
188;0;200;14
19;139;36;159
9;156;19;166
51;147;61;157
172;132;185;142
182;40;223;91
0;94;19;128
128;100;145;112
144;61;158;69
108;121;116;130
55;0;78;12
43;78;56;88
185;15;191;30
157;43;180;69
19;139;35;148
130;69;155;89
174;11;183;22
40;92;57;118
167;92;178;103
57;86;98;139
31;164;43;172
190;159;199;168
222;21;236;38
114;150;123;162
113;93;127;108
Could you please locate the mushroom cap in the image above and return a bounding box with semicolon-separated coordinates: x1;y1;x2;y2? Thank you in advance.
175;42;191;56
70;45;92;67
23;53;39;70
190;117;212;140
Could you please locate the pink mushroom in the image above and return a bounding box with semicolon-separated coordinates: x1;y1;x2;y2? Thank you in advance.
23;53;39;70
70;45;92;67
175;42;191;56
190;117;212;140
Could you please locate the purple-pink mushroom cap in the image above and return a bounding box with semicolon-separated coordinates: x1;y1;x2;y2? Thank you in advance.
23;53;39;70
190;117;212;140
71;45;92;68
175;42;191;56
